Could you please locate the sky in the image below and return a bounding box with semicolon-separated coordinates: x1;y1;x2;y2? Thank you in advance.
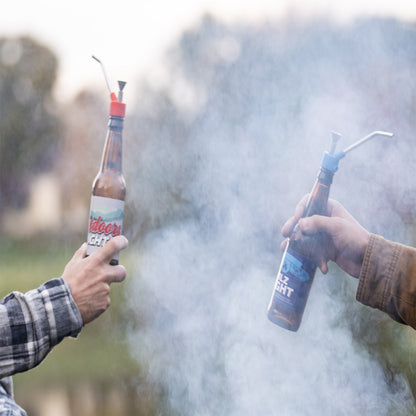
1;0;416;102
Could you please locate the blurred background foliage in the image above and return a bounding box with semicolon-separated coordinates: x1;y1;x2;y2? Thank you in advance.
1;13;416;415
0;37;61;212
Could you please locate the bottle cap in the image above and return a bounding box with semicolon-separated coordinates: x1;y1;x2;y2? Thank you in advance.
92;57;127;117
109;92;126;117
321;151;345;173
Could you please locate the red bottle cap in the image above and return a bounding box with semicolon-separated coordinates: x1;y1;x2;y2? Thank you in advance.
109;92;126;117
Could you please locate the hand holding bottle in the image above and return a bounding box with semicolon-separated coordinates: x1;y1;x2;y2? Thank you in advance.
62;236;128;325
281;196;370;278
268;131;392;331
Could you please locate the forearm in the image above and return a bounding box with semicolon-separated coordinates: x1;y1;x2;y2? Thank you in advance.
357;234;416;328
0;278;83;378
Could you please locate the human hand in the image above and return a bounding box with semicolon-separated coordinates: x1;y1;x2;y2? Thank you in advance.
281;196;370;278
62;236;128;324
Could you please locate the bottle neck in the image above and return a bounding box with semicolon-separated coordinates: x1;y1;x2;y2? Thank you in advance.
100;116;124;172
303;167;334;217
316;167;334;187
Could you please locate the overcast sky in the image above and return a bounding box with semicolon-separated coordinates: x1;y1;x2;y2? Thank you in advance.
2;0;416;102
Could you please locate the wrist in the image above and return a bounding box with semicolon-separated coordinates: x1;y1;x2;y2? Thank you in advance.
353;229;371;278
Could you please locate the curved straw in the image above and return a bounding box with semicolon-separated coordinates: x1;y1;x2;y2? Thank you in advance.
342;131;394;154
92;55;113;94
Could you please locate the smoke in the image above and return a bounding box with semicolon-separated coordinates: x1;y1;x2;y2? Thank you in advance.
125;15;416;415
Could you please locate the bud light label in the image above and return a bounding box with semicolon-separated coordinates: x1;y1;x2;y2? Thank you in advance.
271;248;316;313
87;195;124;259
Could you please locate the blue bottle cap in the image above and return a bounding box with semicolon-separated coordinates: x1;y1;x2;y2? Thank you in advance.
320;151;346;173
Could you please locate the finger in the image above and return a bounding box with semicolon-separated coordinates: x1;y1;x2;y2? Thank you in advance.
318;259;329;274
281;216;297;237
92;236;129;264
326;198;339;216
294;194;310;218
298;215;339;236
108;265;127;284
281;194;310;237
71;242;88;262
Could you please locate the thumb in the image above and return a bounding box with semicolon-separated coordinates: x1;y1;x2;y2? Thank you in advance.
63;243;87;275
91;236;128;264
71;242;88;262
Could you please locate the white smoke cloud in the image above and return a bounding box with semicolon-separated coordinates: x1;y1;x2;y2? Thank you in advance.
127;218;413;414
125;15;416;415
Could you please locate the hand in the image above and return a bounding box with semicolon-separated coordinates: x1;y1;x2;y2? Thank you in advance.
281;196;370;278
62;236;128;324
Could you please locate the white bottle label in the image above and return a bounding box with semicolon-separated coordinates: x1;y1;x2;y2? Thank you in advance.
86;195;125;260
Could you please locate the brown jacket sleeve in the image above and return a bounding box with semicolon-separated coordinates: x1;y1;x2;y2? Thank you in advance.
357;234;416;328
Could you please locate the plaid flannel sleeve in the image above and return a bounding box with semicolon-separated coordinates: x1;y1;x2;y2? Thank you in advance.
0;277;83;378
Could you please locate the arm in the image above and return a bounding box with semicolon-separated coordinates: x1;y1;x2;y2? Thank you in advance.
0;278;82;378
0;235;128;378
282;196;416;329
358;234;416;328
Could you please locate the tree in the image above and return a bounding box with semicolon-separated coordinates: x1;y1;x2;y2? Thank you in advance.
0;36;62;213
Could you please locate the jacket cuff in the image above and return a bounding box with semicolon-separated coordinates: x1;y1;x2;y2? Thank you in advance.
356;234;403;323
357;234;396;308
61;279;84;335
41;278;83;344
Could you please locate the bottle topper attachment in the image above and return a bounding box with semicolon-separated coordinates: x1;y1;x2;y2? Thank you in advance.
321;131;394;173
92;55;126;118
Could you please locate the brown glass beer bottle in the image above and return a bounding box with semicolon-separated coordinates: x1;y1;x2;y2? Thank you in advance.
86;82;126;265
267;131;394;331
267;165;333;331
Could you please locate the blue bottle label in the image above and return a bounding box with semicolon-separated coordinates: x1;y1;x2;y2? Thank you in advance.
271;248;316;313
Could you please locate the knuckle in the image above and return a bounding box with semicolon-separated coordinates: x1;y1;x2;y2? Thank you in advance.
102;282;111;294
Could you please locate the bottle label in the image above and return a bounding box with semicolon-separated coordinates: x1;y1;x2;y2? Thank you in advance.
271;248;316;313
86;195;124;259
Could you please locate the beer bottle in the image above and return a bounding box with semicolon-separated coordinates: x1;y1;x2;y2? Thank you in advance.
267;130;394;331
86;81;126;265
267;162;334;331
